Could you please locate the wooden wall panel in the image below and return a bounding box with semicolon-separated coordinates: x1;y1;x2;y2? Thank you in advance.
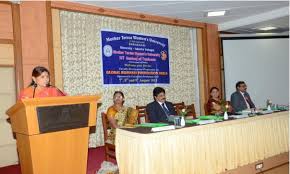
20;2;48;60
0;44;14;65
263;163;289;174
206;24;221;92
197;24;221;113
223;152;289;174
19;1;49;86
46;2;55;85
51;1;205;29
12;4;24;95
0;3;13;40
197;29;206;115
51;9;63;90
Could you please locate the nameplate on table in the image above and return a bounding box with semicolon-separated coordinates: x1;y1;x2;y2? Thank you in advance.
229;115;249;119
258;110;274;115
197;120;216;125
151;125;175;132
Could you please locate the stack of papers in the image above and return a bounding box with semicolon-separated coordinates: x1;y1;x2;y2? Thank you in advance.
197;120;216;125
151;125;175;132
198;115;223;121
185;119;216;125
229;115;249;119
185;115;221;125
241;111;252;115
258;110;274;115
136;123;169;128
185;119;199;124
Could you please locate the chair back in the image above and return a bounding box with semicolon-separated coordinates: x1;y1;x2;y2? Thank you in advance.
101;112;109;142
204;103;209;115
174;102;196;119
186;104;196;118
136;105;148;123
173;102;185;112
126;107;139;125
101;112;116;162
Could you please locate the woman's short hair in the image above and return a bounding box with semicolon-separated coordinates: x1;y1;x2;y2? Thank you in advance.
236;81;245;89
153;87;165;97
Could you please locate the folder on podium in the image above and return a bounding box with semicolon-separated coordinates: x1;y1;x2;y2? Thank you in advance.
6;95;101;174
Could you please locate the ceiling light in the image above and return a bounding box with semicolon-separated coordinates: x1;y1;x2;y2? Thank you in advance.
207;10;226;17
259;26;277;31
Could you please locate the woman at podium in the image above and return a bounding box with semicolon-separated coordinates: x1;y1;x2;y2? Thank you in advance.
106;91;138;144
19;66;66;99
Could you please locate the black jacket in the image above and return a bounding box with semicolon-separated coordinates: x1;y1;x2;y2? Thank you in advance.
146;101;177;123
231;91;255;112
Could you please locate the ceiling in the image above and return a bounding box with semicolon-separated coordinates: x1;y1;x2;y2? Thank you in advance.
77;1;289;34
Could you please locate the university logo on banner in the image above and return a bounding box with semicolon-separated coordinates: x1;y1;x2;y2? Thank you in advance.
101;30;170;85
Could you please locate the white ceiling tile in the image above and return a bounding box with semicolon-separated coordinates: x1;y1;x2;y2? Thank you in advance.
75;1;289;34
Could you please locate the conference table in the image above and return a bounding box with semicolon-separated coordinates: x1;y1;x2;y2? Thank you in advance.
115;111;289;174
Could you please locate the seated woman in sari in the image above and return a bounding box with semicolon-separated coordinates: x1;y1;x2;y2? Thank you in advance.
106;91;138;145
19;66;66;100
207;87;233;115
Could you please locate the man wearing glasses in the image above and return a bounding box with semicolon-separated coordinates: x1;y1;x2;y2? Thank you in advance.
146;87;177;123
231;81;256;112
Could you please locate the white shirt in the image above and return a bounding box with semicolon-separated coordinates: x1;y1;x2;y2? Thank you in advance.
240;91;250;109
157;101;169;111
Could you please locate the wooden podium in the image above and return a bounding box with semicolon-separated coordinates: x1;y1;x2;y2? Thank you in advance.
6;95;101;174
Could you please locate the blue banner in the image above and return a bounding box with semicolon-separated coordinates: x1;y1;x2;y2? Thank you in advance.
101;30;170;85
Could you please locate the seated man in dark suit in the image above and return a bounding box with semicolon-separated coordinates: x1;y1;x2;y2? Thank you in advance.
146;87;177;123
231;81;255;112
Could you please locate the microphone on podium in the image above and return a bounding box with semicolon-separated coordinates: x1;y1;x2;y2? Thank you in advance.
32;83;37;98
46;84;66;96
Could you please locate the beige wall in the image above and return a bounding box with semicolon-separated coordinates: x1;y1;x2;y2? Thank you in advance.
0;3;13;40
0;44;14;65
0;67;18;167
19;1;50;87
52;9;63;90
0;3;18;167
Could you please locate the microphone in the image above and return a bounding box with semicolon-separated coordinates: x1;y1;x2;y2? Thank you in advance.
47;84;66;96
32;83;37;98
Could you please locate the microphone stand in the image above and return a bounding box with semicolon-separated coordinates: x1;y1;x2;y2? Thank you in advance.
47;84;66;96
32;84;37;98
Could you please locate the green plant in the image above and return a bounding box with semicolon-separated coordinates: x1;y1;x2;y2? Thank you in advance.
220;100;229;112
180;108;188;117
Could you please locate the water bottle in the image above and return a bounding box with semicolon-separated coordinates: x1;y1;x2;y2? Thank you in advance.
266;99;272;111
224;111;228;120
180;116;185;127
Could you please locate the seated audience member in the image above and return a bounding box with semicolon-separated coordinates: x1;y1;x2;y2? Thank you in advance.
19;66;66;99
207;87;232;115
231;81;255;112
106;91;138;144
146;87;177;123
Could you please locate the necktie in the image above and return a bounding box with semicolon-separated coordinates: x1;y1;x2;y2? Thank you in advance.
243;94;251;109
162;103;170;116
